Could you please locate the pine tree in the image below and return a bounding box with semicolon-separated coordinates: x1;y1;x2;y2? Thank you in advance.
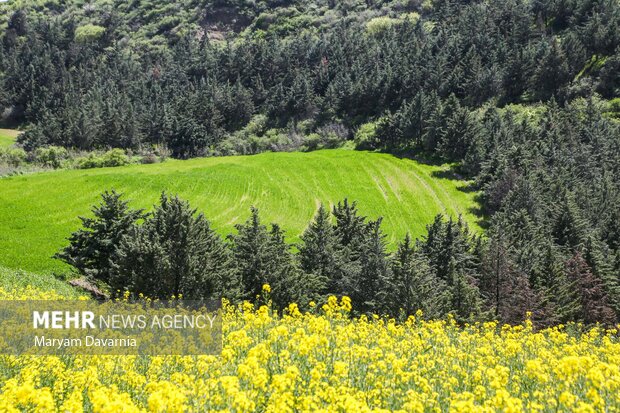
418;215;477;283
330;199;371;300
110;193;236;300
565;251;617;325
447;259;482;323
265;223;317;309
387;233;448;318
298;204;338;296
229;207;309;308
583;236;620;313
228;206;271;301
332;199;366;247
552;194;589;249
353;218;391;314
55;190;145;285
531;38;571;101
533;244;579;324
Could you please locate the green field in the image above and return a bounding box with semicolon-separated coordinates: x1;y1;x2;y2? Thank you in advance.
0;128;19;147
0;149;480;274
0;265;82;297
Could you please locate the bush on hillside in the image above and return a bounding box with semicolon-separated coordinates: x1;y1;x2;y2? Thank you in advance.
77;149;130;169
33;146;68;168
0;147;26;167
354;121;378;149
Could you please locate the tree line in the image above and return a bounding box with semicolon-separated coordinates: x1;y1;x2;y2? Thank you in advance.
57;191;618;326
1;1;619;157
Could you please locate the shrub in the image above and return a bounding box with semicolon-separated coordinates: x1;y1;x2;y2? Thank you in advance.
76;154;103;169
302;133;322;151
101;149;130;167
0;147;26;167
33;146;68;168
244;114;269;136
74;24;106;43
366;16;400;35
140;153;160;164
354;121;378;149
77;149;129;169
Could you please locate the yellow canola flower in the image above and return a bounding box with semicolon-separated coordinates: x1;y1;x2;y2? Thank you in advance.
0;287;618;412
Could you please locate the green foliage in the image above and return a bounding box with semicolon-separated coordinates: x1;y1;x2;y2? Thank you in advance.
74;24;105;43
4;0;618;155
416;215;484;322
34;146;68;168
76;149;130;169
0;146;26;167
1;0;619;323
354;121;378;150
55;190;146;285
387;234;448;318
298;204;337;297
365;16;400;36
229;207;313;308
111;193;237;300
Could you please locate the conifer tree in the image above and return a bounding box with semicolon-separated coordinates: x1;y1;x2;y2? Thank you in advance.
387;233;448;318
298;204;338;296
447;259;482;323
228;206;272;301
55;190;145;285
533;244;579;324
230;207;311;308
332;199;366;248
565;251;617;325
352;218;391;314
552;194;589;249
110;193;236;300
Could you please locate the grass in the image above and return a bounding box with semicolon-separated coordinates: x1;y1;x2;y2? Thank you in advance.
0;128;19;147
0;149;480;275
0;266;81;297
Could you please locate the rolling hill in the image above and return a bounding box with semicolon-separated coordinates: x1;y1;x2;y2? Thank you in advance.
0;149;479;274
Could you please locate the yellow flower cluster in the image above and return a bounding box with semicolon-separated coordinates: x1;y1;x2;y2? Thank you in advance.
0;287;619;412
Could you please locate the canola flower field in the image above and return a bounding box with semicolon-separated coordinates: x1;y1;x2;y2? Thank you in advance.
0;286;619;413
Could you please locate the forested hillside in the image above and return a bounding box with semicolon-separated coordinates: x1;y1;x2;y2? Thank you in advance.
1;0;619;325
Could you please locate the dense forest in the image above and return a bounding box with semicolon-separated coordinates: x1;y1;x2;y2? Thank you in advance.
2;0;619;325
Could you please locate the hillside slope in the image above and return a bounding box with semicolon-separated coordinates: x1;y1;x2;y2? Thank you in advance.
0;149;479;274
0;129;18;148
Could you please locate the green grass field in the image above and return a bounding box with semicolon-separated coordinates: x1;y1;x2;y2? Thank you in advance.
0;128;19;147
0;266;82;297
0;149;480;275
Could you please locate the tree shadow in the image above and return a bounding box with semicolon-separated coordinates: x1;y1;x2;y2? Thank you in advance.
379;149;491;229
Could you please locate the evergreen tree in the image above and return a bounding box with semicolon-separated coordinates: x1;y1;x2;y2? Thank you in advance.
387;233;448;318
352;218;391;314
565;251;617;325
552;194;589;249
332;199;366;247
230;207;312;308
418;215;478;283
298;204;338;297
110;193;236;300
447;259;483;323
228;207;272;301
55;190;145;285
